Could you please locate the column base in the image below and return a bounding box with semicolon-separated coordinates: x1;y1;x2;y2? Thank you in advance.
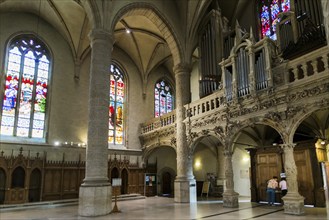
223;190;239;208
78;184;112;217
282;193;305;215
174;178;197;203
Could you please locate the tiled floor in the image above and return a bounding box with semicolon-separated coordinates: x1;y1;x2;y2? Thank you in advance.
0;197;328;220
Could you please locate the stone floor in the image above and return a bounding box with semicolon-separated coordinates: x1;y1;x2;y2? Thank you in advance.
0;196;328;220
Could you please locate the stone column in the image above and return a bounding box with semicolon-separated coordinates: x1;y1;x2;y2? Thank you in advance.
247;148;257;202
280;143;305;215
173;63;196;203
231;55;238;102
247;46;255;96
321;0;329;48
78;29;113;217
223;149;239;207
263;39;273;87
216;146;225;185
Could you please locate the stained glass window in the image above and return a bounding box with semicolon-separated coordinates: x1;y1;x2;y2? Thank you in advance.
1;35;50;138
260;0;290;40
109;64;124;145
154;79;174;117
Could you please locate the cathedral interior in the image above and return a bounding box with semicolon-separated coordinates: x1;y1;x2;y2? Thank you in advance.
0;0;329;218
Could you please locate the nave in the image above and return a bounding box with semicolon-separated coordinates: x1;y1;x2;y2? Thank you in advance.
0;196;328;220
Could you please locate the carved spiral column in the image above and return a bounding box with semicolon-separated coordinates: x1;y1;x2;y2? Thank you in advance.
231;55;238;102
223;149;239;208
79;28;113;217
173;63;196;203
280;143;305;215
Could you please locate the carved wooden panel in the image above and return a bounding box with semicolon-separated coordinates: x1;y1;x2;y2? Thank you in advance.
0;153;142;204
127;169;145;195
7;188;26;204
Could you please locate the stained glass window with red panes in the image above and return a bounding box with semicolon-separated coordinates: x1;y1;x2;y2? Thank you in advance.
1;35;50;138
154;79;173;117
109;64;124;145
260;0;290;40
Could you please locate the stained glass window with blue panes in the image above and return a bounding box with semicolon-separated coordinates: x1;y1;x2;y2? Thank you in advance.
1;35;50;138
260;0;290;40
154;79;173;117
109;64;124;145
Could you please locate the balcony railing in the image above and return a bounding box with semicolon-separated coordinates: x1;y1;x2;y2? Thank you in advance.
140;46;329;135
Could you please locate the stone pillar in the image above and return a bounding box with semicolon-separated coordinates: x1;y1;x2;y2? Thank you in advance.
263;39;273;87
280;143;305;215
78;29;113;217
247;148;257;202
216;146;225;185
231;56;238;102
223;149;239;207
173;63;196;203
247;46;255;96
321;0;329;47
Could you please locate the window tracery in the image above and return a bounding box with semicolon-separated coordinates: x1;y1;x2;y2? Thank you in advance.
1;35;50;139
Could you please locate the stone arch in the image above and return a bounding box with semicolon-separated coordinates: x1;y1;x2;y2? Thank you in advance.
110;2;182;67
142;142;176;165
287;105;329;143
228;118;286;152
189;132;225;155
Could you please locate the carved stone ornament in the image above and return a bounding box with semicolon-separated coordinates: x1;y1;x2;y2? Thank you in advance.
213;126;224;136
170;137;176;146
265;111;282;122
187;132;198;144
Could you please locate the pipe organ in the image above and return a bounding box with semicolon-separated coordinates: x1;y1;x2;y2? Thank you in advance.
199;10;222;98
220;26;275;102
255;49;268;91
224;67;233;102
277;0;326;58
223;32;235;59
236;47;250;97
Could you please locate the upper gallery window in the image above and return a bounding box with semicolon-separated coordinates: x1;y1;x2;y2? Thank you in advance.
154;79;174;117
1;35;50;139
109;63;125;145
259;0;290;40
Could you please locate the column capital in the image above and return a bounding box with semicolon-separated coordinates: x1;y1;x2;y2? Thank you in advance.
224;150;233;157
89;28;113;45
173;63;191;75
280;143;296;150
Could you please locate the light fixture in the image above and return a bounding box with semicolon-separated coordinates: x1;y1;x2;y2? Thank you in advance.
321;140;326;145
126;29;131;34
242;157;250;162
195;160;201;168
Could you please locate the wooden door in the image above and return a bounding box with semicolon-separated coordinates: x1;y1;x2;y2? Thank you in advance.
256;152;282;202
0;168;6;204
28;169;41;202
294;149;314;205
121;169;128;195
162;172;171;196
